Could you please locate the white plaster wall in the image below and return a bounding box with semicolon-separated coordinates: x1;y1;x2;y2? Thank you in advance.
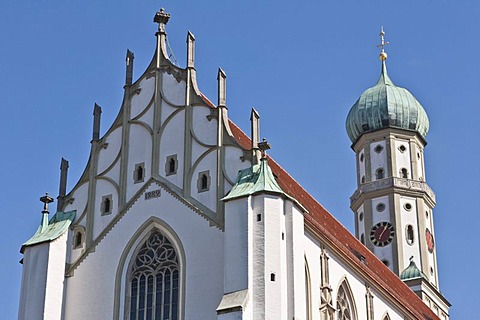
191;151;217;212
191;138;211;171
223;198;249;293
262;196;283;319
369;290;405;320
192;106;217;146
102;160;121;189
161;73;186;107
280;203;288;319
224;146;250;186
358;148;366;183
303;232;321;320
18;243;49;320
97;128;122;175
159;109;185;188
329;257;368;320
426;208;437;285
64;184;224;320
136;103;154;131
43;232;68;320
93;179;118;239
250;195;265;320
416;148;424;180
399;196;420;270
370;140;387;180
372;196;390;225
394;139;411;178
371;196;393;268
19;232;68;320
126;124;152;201
131;77;155;120
290;204;306;319
303;232;408;320
64;182;88;224
161;97;181;124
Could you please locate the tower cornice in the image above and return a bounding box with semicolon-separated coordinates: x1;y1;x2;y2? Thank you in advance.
350;177;436;211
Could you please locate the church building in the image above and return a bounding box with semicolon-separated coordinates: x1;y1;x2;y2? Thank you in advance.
18;9;450;320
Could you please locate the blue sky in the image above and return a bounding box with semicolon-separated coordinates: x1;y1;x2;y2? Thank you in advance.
1;1;478;319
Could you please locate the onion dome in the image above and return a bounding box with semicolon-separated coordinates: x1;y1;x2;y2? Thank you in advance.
346;60;430;144
400;258;426;281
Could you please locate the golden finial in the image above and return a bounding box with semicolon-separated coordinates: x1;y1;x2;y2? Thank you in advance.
377;26;389;61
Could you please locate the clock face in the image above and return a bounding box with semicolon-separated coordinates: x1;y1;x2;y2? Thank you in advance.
426;228;435;253
370;222;395;247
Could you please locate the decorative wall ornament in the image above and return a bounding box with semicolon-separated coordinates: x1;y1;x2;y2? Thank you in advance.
320;248;335;320
350;177;436;205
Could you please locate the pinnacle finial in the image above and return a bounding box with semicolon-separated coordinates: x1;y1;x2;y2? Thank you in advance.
40;192;54;213
154;8;170;31
377;26;389;61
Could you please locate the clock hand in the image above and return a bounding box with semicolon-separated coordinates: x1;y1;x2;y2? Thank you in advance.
378;226;388;239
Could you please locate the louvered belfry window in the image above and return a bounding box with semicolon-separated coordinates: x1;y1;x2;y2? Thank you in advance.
129;232;179;320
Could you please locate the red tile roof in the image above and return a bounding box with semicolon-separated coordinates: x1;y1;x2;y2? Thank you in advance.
225;115;440;320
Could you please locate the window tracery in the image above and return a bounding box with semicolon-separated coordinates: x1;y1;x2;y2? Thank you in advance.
337;280;357;320
128;231;180;320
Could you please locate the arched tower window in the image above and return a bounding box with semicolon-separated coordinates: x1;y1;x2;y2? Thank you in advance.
128;231;180;320
337;279;357;320
197;171;210;192
406;225;415;245
75;231;82;248
169;158;176;174
400;168;408;178
375;168;385;180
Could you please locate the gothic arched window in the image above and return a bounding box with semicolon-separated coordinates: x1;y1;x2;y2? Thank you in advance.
305;260;312;320
128;231;180;320
337;279;357;320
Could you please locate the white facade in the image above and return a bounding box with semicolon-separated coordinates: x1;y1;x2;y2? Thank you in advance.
18;9;447;320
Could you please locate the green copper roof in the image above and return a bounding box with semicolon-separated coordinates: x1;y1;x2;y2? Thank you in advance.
21;210;76;253
400;259;427;281
346;61;429;144
221;158;285;201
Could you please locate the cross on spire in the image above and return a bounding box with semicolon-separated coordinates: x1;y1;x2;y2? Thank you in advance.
40;192;54;213
377;26;389;61
154;8;170;32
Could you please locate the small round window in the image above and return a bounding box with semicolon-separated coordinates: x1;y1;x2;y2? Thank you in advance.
374;144;383;153
399;145;407;153
404;203;413;211
376;203;386;212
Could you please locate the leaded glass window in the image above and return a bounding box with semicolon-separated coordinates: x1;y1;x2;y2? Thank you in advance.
128;232;180;320
337;281;356;320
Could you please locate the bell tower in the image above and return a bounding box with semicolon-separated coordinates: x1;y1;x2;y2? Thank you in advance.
346;28;450;318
